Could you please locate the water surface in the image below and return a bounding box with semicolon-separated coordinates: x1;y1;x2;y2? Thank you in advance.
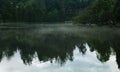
0;24;120;72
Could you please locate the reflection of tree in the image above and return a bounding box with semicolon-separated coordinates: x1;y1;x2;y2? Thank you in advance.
110;35;120;69
77;42;87;55
34;33;82;64
0;28;120;69
86;33;120;69
0;30;83;65
87;39;111;62
0;34;18;60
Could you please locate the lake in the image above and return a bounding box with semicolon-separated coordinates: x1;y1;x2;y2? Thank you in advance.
0;24;120;72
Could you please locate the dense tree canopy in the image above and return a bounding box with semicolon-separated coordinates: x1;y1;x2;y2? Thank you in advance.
0;0;93;23
114;0;120;23
74;0;120;25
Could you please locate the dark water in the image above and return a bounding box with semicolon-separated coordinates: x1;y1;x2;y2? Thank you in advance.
0;24;120;72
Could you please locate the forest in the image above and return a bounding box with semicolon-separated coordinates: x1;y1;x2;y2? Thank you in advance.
0;0;93;22
0;0;120;25
74;0;120;25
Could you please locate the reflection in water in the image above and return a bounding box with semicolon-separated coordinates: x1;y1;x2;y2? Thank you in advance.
0;25;120;71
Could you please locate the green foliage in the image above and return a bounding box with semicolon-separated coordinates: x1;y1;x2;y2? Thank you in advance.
0;0;93;23
74;0;120;25
113;0;120;23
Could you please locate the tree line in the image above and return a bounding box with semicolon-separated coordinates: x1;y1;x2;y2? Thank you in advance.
74;0;120;25
0;0;93;23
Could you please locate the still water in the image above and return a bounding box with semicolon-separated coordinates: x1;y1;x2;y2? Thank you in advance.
0;24;120;72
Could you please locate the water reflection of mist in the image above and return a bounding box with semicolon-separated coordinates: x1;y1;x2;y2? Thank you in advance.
0;27;120;69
